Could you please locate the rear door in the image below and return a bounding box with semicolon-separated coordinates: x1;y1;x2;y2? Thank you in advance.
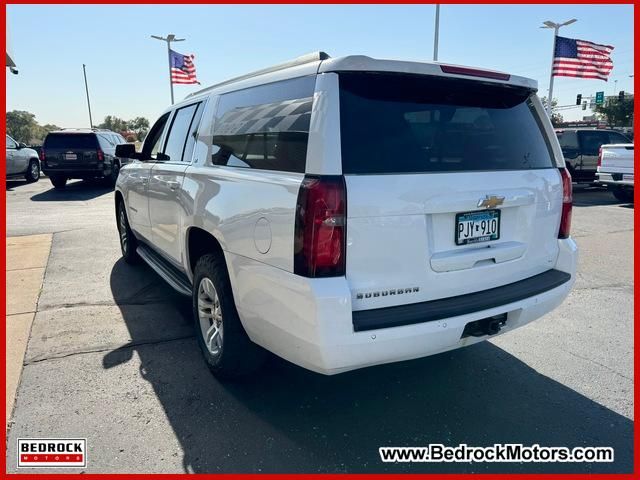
337;72;563;310
576;130;626;173
149;101;204;266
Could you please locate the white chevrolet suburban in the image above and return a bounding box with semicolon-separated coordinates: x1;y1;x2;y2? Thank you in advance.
114;52;578;378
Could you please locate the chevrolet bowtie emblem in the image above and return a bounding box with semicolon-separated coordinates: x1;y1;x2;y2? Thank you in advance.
477;195;505;209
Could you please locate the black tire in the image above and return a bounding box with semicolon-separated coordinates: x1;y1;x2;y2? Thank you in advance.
50;175;67;189
612;186;634;203
25;159;40;183
116;199;140;264
192;254;267;379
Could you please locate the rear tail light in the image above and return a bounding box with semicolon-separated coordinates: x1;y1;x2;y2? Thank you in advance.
558;168;572;239
39;150;45;161
294;175;346;278
97;149;104;161
597;147;603;168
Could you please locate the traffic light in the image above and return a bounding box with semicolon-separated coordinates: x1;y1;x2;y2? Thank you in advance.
582;101;587;110
576;94;582;105
619;91;625;102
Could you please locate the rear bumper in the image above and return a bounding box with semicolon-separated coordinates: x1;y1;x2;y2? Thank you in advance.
227;238;578;375
596;172;634;187
42;166;111;178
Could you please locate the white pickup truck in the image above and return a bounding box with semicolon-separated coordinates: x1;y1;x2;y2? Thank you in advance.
597;143;634;202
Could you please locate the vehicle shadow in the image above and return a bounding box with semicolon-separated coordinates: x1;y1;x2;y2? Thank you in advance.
573;185;634;208
105;259;633;474
30;179;113;202
5;180;30;191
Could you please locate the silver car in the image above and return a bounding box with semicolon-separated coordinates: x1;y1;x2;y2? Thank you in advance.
6;134;40;183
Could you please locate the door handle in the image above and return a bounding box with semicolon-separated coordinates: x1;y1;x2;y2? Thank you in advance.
167;180;180;191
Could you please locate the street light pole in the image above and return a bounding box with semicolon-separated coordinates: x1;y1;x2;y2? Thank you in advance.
433;4;440;61
151;34;185;105
82;64;93;128
540;19;577;117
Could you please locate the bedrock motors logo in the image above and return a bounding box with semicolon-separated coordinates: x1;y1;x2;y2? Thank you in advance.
18;439;87;468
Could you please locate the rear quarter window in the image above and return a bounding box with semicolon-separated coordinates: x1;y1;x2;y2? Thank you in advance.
210;75;315;173
338;72;554;174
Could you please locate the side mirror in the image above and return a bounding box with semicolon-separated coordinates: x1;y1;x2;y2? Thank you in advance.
115;143;138;159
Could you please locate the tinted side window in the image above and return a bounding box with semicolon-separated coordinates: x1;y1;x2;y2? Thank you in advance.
6;135;17;149
578;131;610;156
211;76;315;173
163;103;199;162
182;102;205;164
97;134;114;150
608;132;631;144
557;131;579;150
142;113;170;159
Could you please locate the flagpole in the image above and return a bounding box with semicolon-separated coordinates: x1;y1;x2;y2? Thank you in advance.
540;19;577;117
151;34;185;105
167;41;174;105
433;4;440;62
82;64;94;128
546;26;559;117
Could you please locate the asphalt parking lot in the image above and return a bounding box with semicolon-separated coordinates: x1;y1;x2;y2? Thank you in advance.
5;178;634;473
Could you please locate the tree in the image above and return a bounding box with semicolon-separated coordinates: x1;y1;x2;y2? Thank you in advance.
97;115;129;133
6;111;38;144
540;97;563;127
595;96;634;127
96;115;150;140
6;111;59;144
128;117;150;141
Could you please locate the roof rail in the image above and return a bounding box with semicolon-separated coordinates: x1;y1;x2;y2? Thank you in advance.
186;51;330;99
59;127;112;132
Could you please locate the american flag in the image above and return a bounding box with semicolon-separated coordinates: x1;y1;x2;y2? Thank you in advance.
552;36;614;81
169;49;200;85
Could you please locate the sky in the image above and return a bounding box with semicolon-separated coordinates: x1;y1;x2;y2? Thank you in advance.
5;4;634;127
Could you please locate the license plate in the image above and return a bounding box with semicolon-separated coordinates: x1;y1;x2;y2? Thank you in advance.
455;209;500;246
64;153;77;160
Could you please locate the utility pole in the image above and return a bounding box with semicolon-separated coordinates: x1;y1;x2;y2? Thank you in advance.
82;64;93;128
540;19;577;116
151;34;185;105
433;4;440;61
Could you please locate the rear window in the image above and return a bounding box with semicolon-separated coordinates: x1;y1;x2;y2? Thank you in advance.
339;72;554;174
44;133;98;149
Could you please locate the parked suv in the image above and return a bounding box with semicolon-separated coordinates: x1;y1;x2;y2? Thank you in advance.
6;134;40;183
115;52;578;378
556;128;631;183
41;129;127;189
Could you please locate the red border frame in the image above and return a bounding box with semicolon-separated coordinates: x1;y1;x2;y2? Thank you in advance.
1;1;637;478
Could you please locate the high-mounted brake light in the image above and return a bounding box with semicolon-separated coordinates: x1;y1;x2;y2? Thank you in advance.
558;168;572;239
440;65;511;81
97;149;104;162
294;176;346;278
